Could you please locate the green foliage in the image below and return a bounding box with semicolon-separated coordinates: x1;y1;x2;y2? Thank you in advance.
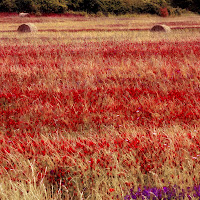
15;0;38;12
0;0;16;12
66;0;84;11
171;0;200;13
37;0;67;13
140;2;160;15
167;6;183;16
102;0;132;15
171;0;193;8
0;0;199;15
15;0;67;13
81;0;103;13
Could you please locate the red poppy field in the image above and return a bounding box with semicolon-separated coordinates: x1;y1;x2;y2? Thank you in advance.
0;15;200;199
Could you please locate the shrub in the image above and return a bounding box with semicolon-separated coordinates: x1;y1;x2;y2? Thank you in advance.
167;6;183;16
159;7;169;17
67;0;84;11
37;0;67;13
0;0;16;12
15;0;39;13
140;2;160;15
171;0;200;13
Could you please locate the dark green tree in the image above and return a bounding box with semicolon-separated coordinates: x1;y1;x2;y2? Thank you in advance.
15;0;38;12
82;0;104;13
36;0;67;13
0;0;16;11
192;0;200;12
171;0;193;8
171;0;200;13
66;0;84;11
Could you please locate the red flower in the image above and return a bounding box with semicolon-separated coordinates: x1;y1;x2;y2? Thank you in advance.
109;188;115;192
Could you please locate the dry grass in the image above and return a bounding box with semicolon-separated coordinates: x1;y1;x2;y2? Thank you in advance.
0;14;200;31
0;29;200;47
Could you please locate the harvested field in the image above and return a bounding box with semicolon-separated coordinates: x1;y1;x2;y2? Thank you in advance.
1;13;200;32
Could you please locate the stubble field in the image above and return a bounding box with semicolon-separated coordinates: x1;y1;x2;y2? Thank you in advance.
0;13;200;200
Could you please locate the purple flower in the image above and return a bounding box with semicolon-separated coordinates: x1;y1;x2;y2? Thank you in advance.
124;195;131;200
193;185;200;197
124;184;200;199
142;187;151;199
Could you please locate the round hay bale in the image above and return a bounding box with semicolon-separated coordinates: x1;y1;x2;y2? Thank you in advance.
150;24;171;32
19;13;30;17
17;23;38;33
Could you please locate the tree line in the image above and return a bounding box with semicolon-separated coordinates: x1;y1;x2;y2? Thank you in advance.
0;0;200;15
